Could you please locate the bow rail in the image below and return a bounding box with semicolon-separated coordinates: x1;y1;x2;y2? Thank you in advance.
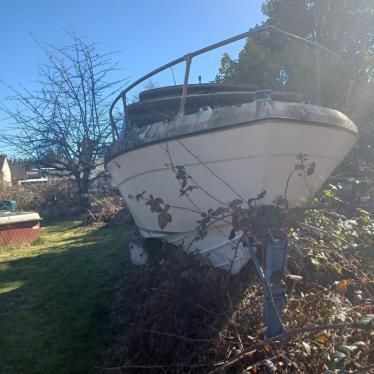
109;25;350;141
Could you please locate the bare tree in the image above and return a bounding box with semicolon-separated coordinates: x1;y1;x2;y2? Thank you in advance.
0;32;124;205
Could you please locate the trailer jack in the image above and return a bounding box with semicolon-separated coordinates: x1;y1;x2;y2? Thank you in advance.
249;232;288;337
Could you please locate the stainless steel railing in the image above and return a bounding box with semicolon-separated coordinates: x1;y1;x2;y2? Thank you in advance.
109;25;351;142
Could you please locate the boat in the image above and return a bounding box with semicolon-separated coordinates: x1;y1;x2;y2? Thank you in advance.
106;27;358;274
0;211;41;246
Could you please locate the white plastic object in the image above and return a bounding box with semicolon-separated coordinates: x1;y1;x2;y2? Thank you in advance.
129;241;148;265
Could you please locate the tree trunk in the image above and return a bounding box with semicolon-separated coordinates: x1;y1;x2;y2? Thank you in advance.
75;173;90;209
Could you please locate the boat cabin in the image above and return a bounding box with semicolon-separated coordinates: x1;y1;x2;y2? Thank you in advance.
126;83;305;128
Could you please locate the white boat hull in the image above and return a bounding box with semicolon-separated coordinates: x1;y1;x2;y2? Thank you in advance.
107;104;358;273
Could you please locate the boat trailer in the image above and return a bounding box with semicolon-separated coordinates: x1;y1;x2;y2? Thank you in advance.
247;232;288;337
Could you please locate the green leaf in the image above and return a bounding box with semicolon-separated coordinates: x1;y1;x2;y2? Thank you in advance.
158;211;172;230
150;198;164;213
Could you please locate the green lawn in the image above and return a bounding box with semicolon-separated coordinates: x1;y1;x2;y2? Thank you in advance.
0;220;130;374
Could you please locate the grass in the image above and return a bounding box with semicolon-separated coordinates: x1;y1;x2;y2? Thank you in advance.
2;216;370;373
0;219;131;374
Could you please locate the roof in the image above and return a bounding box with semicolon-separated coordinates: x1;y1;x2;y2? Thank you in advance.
9;161;27;181
0;155;6;169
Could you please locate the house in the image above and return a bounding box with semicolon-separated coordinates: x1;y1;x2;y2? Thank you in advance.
88;160;113;192
0;156;12;184
9;161;57;186
9;158;112;192
9;161;27;183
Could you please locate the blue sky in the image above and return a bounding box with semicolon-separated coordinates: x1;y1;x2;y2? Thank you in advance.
0;0;266;102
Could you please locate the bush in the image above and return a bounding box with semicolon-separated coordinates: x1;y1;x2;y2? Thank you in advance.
30;181;81;219
0;181;81;219
0;180;132;224
0;181;33;210
82;192;133;226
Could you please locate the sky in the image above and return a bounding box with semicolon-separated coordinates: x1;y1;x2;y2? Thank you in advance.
0;0;266;97
0;0;266;156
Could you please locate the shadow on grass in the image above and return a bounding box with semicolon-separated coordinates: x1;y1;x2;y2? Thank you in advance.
0;222;131;374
